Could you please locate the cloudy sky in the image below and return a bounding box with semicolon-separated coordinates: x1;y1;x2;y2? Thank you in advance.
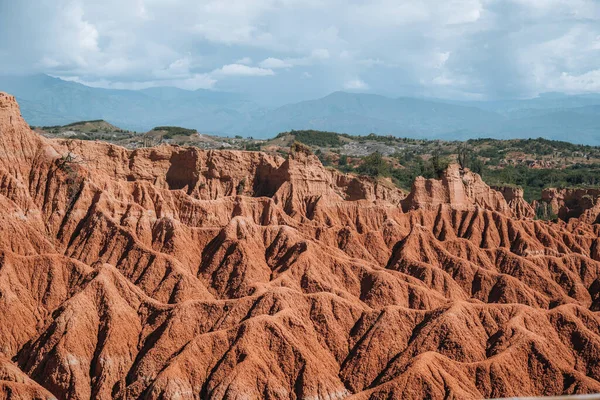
1;0;599;104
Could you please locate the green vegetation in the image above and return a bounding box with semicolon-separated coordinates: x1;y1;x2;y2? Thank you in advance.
344;151;600;200
346;153;600;200
275;130;600;199
272;131;592;199
63;119;104;127
42;120;108;130
280;130;342;147
357;152;390;177
153;126;197;139
534;202;558;221
343;150;450;190
244;143;261;151
290;141;313;155
481;164;600;201
338;154;348;167
236;178;246;195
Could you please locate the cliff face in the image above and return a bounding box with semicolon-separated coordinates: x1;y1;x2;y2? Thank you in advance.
2;92;600;400
401;164;513;215
542;187;600;223
493;185;536;219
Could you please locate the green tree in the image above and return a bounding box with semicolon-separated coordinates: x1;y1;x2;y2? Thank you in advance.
357;152;390;177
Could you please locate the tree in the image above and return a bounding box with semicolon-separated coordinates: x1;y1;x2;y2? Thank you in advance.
470;158;484;174
427;148;449;178
457;143;470;170
357;152;390;177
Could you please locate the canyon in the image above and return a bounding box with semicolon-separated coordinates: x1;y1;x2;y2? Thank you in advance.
1;91;600;399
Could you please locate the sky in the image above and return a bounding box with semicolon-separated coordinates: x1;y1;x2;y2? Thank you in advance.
1;0;600;104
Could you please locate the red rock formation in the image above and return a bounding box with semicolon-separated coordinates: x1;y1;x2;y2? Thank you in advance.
1;92;600;399
542;188;600;223
402;164;512;215
493;185;536;219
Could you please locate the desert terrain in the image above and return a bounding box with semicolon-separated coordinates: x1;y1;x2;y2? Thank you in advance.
2;91;600;399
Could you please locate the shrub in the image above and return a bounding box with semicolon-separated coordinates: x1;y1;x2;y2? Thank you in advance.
357;152;390;177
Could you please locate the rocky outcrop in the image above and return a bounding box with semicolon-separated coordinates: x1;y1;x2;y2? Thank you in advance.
542;188;600;222
2;92;600;399
0;355;55;400
401;164;512;215
493;185;536;219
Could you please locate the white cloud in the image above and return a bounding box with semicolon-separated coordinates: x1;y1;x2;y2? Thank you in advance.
343;79;369;90
259;57;293;69
432;75;454;86
212;64;275;76
310;48;330;60
236;57;253;65
61;73;217;90
358;58;387;67
552;70;600;93
2;0;600;99
193;23;274;46
433;52;450;69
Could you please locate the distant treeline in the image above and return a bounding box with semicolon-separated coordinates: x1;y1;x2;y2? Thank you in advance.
153;126;196;139
281;130;430;148
482;164;600;201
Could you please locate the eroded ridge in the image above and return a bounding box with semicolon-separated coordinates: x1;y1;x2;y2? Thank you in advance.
1;92;600;399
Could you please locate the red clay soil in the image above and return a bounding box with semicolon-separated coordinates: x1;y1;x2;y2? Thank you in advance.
1;91;600;399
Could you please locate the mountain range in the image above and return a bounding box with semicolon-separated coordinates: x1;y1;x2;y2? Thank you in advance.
1;74;600;144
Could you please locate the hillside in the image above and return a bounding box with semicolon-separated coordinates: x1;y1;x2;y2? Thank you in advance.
3;74;600;144
45;119;122;132
4;93;600;399
0;74;263;133
240;91;505;139
34;119;134;141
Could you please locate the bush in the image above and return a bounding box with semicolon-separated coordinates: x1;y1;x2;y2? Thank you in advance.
288;130;342;147
244;143;261;151
357;152;390;177
236;178;246;195
153;126;196;139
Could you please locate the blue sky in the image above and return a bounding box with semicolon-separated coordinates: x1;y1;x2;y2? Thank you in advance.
1;0;600;104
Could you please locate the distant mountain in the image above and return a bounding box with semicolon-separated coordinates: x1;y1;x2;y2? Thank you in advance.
244;91;600;144
497;108;600;144
239;91;505;139
0;74;264;133
1;74;600;144
457;92;600;115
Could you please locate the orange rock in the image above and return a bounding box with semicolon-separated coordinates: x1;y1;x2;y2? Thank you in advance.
542;187;600;222
1;92;600;399
494;185;536;219
402;164;512;215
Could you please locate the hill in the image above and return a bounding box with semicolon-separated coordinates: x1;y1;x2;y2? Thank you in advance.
34;119;134;141
241;91;505;139
40;119;123;133
0;74;263;133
